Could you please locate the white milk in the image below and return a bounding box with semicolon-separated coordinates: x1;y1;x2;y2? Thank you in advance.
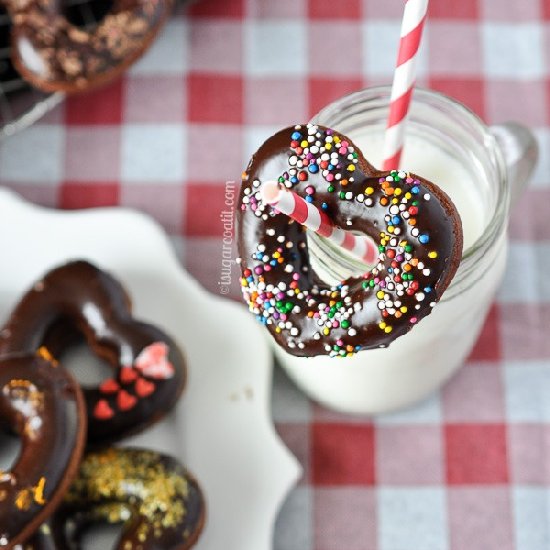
273;130;507;414
356;130;485;252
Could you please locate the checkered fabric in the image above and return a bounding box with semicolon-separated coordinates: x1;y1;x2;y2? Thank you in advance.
0;0;549;548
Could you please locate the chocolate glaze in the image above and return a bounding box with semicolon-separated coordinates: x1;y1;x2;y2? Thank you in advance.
22;448;206;550
237;124;463;357
0;354;86;549
0;260;186;446
4;0;173;93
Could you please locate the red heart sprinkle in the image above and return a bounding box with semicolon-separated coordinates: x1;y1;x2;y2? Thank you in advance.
117;390;137;411
93;400;114;420
135;378;155;398
120;368;138;384
134;342;175;380
99;379;119;394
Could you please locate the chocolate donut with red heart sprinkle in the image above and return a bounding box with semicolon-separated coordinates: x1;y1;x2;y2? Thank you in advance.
0;261;186;445
237;124;463;357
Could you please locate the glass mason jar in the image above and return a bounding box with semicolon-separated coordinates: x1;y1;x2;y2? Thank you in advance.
272;86;538;415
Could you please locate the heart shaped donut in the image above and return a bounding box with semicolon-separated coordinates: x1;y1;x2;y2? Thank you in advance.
0;260;186;445
237;124;463;357
22;448;206;550
0;353;86;548
3;0;173;93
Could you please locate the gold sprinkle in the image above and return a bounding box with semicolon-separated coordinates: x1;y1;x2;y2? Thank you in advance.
33;477;46;506
3;380;45;439
3;379;33;391
36;346;58;366
65;449;192;534
15;477;47;510
15;490;32;511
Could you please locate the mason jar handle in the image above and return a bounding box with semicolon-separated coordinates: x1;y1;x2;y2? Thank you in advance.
490;123;539;205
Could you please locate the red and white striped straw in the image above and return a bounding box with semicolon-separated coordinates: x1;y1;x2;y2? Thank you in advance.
260;181;379;266
382;0;429;171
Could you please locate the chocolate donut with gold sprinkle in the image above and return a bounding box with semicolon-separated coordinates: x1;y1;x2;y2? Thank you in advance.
22;448;205;550
0;353;86;549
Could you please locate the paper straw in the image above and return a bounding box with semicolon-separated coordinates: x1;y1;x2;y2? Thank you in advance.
260;181;378;265
382;0;429;171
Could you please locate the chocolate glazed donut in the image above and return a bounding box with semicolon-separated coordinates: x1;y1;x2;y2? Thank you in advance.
0;261;186;446
237;124;463;357
2;0;173;93
0;354;86;549
22;448;206;550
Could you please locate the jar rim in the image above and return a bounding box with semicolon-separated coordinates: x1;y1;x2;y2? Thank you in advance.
310;85;510;294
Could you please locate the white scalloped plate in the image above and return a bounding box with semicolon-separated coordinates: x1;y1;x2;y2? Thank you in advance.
0;189;301;550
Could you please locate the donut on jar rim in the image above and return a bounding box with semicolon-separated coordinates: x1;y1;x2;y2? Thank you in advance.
0;260;186;446
21;448;206;550
237;124;463;358
0;352;86;549
3;0;173;93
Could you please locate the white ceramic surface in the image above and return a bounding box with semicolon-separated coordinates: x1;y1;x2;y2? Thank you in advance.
0;189;301;550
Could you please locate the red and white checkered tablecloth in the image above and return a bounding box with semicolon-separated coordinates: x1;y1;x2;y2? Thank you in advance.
1;0;549;548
